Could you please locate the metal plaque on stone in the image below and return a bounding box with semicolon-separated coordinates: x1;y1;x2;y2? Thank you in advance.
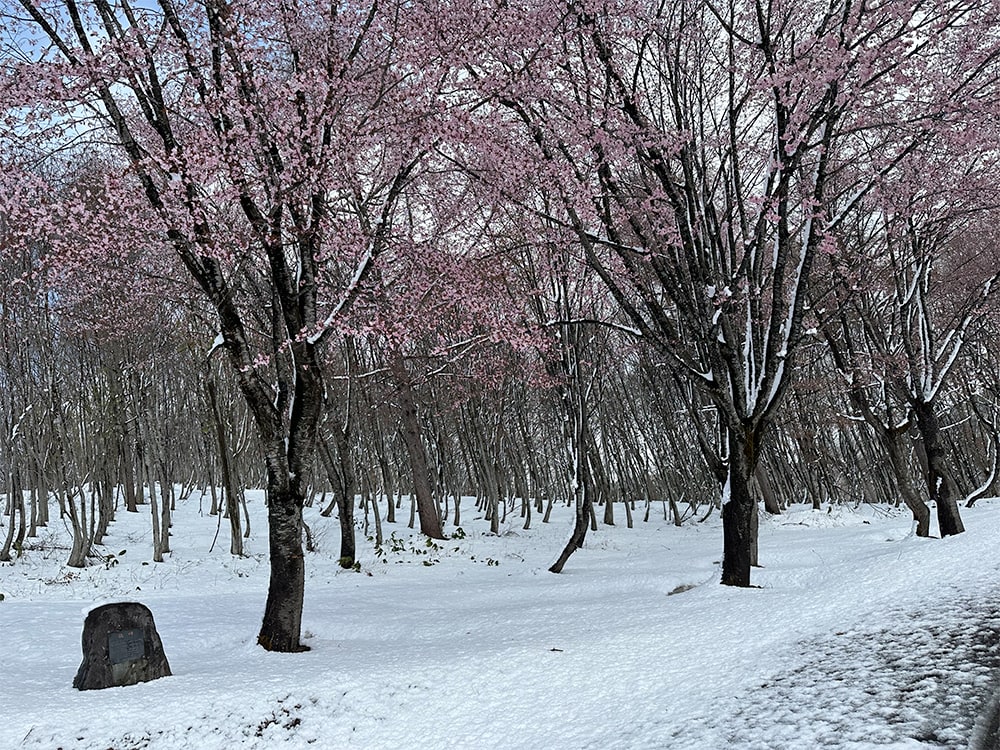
108;628;146;665
74;602;171;690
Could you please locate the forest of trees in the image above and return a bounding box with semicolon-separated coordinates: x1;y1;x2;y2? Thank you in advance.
2;0;1000;651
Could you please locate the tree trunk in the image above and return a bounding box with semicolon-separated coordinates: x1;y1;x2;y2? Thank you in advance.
257;480;308;652
390;353;444;540
336;490;355;565
754;465;782;515
549;478;592;574
206;376;243;556
0;471;19;562
319;434;356;568
880;425;931;537
149;478;163;564
28;482;38;539
550;409;594;573
35;464;49;528
720;427;758;587
158;468;172;555
668;497;682;527
92;475;113;547
65;485;90;568
114;375;140;514
912;399;965;537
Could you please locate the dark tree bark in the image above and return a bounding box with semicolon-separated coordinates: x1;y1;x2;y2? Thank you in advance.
549;359;597;573
319;432;356;567
880;424;931;537
0;469;21;562
206;375;243;556
548;475;593;574
389;351;444;540
912;398;965;537
754;464;782;516
720;426;760;587
258;480;308;652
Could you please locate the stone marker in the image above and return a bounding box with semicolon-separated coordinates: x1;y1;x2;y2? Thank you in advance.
73;602;171;690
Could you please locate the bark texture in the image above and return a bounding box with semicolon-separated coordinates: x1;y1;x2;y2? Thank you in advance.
720;425;762;587
257;483;309;652
912;399;965;537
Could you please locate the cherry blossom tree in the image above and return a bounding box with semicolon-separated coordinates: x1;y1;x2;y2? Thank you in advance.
457;0;1000;585
815;83;1000;534
836;215;1000;536
0;0;450;651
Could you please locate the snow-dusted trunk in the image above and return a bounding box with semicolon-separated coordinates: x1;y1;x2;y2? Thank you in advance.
547;299;597;573
252;337;325;652
911;399;965;537
548;430;593;574
254;475;308;652
548;483;592;574
550;370;594;574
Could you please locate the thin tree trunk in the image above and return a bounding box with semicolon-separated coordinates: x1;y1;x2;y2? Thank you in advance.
158;465;172;555
65;485;90;568
150;478;163;564
319;434;356;568
550;408;594;573
549;478;592;574
390;353;444;540
207;376;243;556
0;471;19;562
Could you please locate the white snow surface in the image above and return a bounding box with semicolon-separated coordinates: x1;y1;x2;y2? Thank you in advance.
2;495;999;750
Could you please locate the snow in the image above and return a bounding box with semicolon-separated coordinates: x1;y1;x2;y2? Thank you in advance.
207;333;224;357
2;495;999;750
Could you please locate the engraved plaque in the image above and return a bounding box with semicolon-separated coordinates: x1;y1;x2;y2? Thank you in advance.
75;602;170;690
108;628;146;665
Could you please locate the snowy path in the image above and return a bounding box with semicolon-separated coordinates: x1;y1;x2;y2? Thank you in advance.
668;587;1000;749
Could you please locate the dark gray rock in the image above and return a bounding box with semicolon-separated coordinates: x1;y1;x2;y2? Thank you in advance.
73;602;171;690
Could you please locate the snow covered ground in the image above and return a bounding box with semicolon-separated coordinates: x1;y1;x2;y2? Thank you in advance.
1;493;998;749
